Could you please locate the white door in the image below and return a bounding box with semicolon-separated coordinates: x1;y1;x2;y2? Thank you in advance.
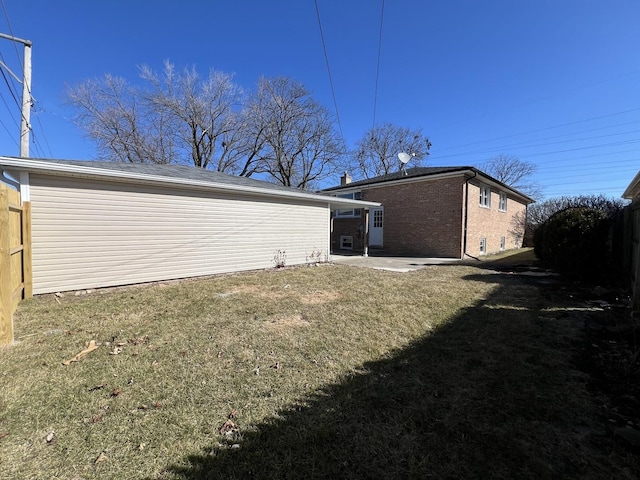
369;207;384;247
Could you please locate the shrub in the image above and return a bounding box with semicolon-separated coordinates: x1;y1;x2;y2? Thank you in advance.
535;207;611;280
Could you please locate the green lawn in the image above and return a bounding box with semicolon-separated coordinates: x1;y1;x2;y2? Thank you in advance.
1;260;637;479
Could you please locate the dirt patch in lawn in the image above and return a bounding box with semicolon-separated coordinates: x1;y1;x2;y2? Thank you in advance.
299;290;342;305
263;313;311;331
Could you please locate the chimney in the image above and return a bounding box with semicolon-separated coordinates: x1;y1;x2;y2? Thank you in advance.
340;171;352;186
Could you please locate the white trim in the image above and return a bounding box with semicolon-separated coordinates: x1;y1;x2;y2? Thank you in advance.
0;157;380;211
498;192;507;212
331;169;534;205
19;171;30;202
623;170;640;199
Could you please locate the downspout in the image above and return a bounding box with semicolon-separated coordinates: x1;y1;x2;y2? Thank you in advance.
0;168;20;190
463;171;479;260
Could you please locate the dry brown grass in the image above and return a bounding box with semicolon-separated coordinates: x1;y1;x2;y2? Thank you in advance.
0;261;637;479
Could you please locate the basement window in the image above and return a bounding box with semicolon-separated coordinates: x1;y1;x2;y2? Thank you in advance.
500;236;506;250
480;237;487;255
340;235;354;250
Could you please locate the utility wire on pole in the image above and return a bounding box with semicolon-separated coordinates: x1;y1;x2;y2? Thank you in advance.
0;32;32;158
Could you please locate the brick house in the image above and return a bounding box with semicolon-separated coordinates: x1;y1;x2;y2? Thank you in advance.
324;167;534;258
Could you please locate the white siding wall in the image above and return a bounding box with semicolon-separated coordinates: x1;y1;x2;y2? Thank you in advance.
29;175;329;294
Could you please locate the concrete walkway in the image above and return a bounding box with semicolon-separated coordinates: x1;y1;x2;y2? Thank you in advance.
330;253;461;272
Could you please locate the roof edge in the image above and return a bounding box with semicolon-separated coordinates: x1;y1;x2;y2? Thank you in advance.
325;166;535;204
623;170;640;200
0;157;380;210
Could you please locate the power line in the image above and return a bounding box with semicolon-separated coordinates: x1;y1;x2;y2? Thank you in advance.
435;107;640;153
1;0;25;86
314;0;344;143
371;0;384;130
0;115;18;146
431;138;640;162
33;107;53;157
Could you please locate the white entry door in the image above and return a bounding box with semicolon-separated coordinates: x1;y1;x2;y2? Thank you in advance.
368;207;384;247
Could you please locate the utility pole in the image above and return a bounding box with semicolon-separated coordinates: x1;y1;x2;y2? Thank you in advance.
0;32;32;158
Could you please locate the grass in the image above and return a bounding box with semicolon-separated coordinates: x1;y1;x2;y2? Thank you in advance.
1;259;638;479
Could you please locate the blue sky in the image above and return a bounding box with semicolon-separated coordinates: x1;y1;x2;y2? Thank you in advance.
0;0;638;198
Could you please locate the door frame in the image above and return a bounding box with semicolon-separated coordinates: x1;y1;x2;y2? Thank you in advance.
368;206;384;247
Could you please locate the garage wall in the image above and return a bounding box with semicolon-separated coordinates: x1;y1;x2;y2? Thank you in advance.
29;174;329;294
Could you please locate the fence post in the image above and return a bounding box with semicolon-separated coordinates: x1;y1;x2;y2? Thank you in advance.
22;201;32;298
0;184;13;345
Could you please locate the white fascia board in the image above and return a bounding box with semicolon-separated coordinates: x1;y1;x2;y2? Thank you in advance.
623;170;640;200
0;157;379;209
338;169;533;204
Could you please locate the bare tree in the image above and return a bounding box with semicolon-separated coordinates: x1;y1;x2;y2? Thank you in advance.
67;62;244;171
67;74;177;164
246;76;345;189
480;154;542;199
353;123;431;178
139;62;242;169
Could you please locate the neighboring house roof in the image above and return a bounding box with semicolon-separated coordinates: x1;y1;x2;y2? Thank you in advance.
0;157;380;210
323;166;535;204
623;170;640;200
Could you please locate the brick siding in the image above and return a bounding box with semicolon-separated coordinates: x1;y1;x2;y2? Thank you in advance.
331;174;527;258
465;182;527;257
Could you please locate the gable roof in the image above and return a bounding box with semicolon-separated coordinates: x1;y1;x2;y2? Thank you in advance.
323;166;535;204
0;157;380;210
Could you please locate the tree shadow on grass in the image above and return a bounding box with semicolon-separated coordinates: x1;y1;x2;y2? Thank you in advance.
162;272;636;479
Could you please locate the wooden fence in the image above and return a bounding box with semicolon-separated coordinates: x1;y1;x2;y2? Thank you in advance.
629;202;640;311
0;182;32;345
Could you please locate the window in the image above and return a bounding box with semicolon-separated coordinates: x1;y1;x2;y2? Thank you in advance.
340;235;353;250
500;236;506;251
373;209;383;228
479;185;491;208
480;237;487;255
335;192;362;217
499;192;507;212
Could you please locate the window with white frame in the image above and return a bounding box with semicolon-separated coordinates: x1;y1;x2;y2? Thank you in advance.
373;209;383;228
479;185;491;208
480;237;487;254
335;192;362;217
499;192;507;212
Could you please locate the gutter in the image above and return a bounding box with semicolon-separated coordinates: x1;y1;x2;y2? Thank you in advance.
0;157;379;211
462;171;479;260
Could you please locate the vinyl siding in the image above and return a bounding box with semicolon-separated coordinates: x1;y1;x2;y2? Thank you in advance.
29;174;329;294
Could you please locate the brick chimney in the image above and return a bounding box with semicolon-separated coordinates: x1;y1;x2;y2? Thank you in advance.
340;171;352;186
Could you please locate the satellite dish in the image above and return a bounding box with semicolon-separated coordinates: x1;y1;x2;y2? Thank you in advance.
398;152;411;164
397;152;415;175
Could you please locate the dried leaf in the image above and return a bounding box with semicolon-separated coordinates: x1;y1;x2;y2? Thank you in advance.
62;340;101;366
228;409;237;419
95;451;107;464
109;346;123;355
138;443;146;451
46;431;56;444
0;432;9;440
110;388;122;397
91;415;103;424
219;419;238;435
153;402;162;409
